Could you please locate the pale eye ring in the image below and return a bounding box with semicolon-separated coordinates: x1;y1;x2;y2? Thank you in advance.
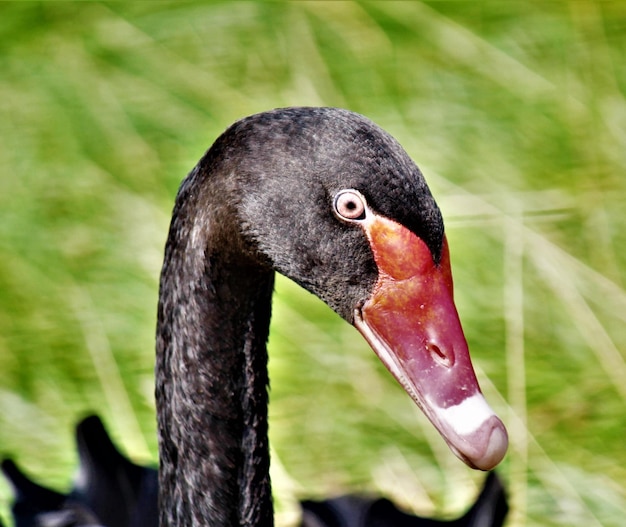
333;189;367;221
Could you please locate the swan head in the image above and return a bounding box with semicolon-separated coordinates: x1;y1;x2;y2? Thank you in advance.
211;107;508;470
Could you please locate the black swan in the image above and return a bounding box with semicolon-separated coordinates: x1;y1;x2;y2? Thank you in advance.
3;107;508;526
1;415;508;527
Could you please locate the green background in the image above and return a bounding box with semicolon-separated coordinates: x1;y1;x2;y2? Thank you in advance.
1;2;625;525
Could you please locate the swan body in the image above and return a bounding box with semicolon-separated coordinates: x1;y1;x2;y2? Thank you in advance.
2;415;508;527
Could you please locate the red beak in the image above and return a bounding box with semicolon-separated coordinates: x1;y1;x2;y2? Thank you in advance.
354;214;508;470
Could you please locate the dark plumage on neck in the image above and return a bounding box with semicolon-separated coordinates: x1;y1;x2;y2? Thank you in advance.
156;162;276;526
155;107;445;526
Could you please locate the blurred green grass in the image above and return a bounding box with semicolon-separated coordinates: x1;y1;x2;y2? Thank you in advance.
1;2;625;526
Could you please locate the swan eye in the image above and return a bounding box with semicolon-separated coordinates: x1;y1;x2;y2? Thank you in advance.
334;189;367;221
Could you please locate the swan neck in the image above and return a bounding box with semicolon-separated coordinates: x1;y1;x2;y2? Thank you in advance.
156;183;274;526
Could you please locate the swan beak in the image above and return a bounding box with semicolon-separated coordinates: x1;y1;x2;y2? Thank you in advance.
353;215;508;471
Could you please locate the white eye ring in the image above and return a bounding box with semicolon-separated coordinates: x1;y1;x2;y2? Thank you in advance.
333;189;367;221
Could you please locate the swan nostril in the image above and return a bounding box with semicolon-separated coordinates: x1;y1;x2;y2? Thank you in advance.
427;342;453;367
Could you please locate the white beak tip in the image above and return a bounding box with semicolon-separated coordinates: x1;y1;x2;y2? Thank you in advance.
452;417;508;471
